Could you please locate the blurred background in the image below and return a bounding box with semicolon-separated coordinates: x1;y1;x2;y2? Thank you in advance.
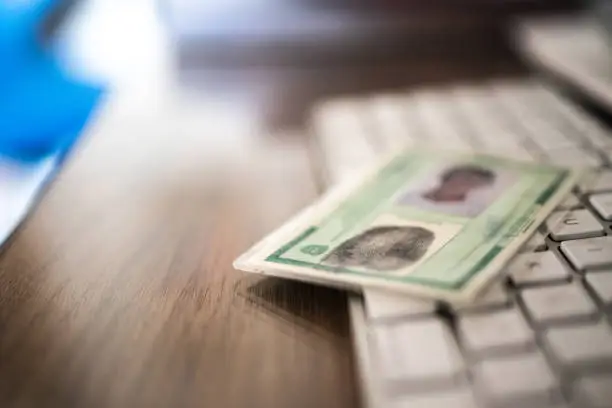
51;0;585;129
2;1;610;408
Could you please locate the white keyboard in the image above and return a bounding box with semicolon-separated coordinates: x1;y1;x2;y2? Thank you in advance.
312;80;612;408
516;17;612;112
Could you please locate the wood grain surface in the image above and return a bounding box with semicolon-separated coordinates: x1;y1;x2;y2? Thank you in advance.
0;104;355;408
0;1;530;407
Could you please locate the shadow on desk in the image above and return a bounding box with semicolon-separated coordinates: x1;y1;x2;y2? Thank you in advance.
236;277;351;343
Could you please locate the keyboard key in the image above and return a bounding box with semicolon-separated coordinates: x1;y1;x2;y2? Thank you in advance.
579;171;612;193
546;97;612;149
522;231;547;252
556;194;582;210
454;281;509;312
415;95;471;150
454;93;525;153
545;321;612;369
487;134;529;152
364;289;436;320
521;283;597;324
546;210;604;241
505;98;578;150
601;147;612;160
587;131;612;149
589;193;612;220
530;124;577;150
586;272;612;304
370;97;416;151
372;319;464;383
475;352;557;405
561;237;612;270
580;124;612;149
495;146;538;162
313;101;376;183
324;163;365;185
476;131;523;155
314;102;373;155
390;388;479;408
548;148;601;167
574;374;612;408
507;252;569;285
459;308;533;353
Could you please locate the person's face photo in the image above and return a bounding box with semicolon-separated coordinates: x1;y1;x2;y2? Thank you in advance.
323;226;435;272
423;165;495;203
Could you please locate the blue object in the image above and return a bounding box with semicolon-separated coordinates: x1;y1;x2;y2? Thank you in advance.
0;0;103;161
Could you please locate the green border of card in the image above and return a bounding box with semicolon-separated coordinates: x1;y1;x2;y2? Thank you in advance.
265;167;570;291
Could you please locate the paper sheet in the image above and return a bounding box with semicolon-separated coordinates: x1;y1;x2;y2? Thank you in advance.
0;155;57;245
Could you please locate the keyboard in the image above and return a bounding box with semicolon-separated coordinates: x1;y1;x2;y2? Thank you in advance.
311;80;612;408
516;17;612;111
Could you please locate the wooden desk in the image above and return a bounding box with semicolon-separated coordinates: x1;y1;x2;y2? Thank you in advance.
0;2;526;407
